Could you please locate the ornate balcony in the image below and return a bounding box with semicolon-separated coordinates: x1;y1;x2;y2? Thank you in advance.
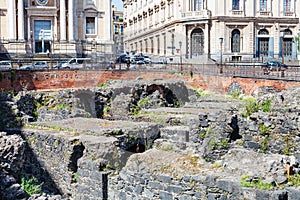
231;10;244;16
283;11;294;17
181;10;211;19
257;11;272;16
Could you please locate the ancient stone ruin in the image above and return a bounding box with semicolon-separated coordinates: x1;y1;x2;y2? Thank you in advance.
0;80;300;200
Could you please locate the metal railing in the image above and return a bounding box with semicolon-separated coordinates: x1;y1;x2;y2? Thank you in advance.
2;60;300;82
98;62;300;82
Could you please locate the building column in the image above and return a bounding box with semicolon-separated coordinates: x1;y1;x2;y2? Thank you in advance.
18;0;25;40
68;0;74;41
7;0;16;40
60;0;66;41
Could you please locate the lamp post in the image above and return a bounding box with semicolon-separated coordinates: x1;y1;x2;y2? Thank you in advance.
179;41;182;71
280;31;285;66
171;34;174;55
280;31;285;77
219;37;224;74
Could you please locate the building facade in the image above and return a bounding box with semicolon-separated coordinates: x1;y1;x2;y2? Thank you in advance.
123;0;300;63
0;0;114;60
112;5;125;57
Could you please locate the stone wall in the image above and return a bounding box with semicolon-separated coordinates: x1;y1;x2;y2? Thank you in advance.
108;167;299;200
19;129;79;196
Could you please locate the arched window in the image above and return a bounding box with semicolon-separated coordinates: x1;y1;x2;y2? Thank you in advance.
231;29;240;53
283;0;291;12
232;0;240;10
260;0;267;11
191;28;204;57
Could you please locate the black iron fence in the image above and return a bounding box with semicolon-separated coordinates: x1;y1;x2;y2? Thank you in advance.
2;59;300;82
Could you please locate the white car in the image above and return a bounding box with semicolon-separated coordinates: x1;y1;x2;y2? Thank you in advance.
20;61;49;70
61;58;91;69
0;61;12;71
143;55;152;64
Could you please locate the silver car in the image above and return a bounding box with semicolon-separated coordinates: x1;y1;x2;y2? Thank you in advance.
0;61;12;71
20;61;49;70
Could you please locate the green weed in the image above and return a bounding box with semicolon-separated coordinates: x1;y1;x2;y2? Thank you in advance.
21;176;43;196
241;175;274;190
242;98;258;118
288;174;300;186
258;124;270;136
259;99;271;112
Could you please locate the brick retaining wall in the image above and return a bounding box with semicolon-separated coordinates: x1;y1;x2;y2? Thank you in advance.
0;70;299;95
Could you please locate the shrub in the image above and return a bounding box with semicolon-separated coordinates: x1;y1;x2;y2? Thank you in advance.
241;175;274;190
288;174;300;186
258;124;270;136
242;98;258;118
230;88;241;99
259;136;269;153
98;83;108;87
259;99;271;112
21;176;43;196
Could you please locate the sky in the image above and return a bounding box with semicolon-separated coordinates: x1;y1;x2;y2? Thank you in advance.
112;0;123;11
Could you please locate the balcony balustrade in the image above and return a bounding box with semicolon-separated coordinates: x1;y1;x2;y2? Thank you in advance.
181;10;211;19
231;10;244;16
283;11;294;17
258;11;271;16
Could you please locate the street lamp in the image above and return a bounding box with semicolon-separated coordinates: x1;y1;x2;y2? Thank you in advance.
179;41;182;71
219;37;224;74
171;34;174;55
280;31;285;66
280;31;285;77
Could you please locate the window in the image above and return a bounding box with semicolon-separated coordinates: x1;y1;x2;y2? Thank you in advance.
260;0;267;11
232;0;239;10
86;17;95;34
114;25;118;34
194;0;204;11
258;29;269;57
120;25;124;34
282;29;293;57
191;28;204;57
283;0;291;12
231;29;240;53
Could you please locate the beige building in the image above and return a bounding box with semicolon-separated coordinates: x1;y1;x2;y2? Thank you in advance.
112;5;124;56
123;0;300;63
0;0;114;60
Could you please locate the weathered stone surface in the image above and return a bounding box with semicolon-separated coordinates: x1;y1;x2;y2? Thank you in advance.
1;82;300;199
0;132;25;175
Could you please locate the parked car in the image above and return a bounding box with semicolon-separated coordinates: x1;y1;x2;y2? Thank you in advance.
19;61;49;70
54;60;68;69
0;61;12;71
264;60;287;71
116;54;130;63
61;58;91;69
143;55;152;64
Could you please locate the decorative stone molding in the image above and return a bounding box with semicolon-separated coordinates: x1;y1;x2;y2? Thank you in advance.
149;8;154;16
154;5;160;13
138;14;142;21
143;11;148;18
